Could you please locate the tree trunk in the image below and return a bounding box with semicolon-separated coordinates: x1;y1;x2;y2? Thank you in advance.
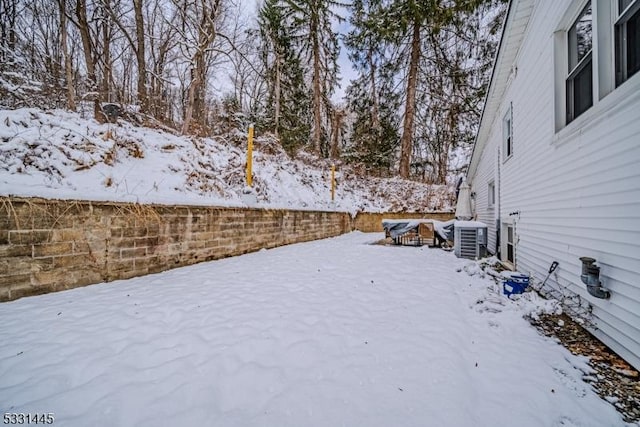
133;0;148;113
0;0;18;53
101;5;111;103
311;11;322;154
181;0;220;135
182;59;200;134
75;0;105;122
438;103;456;184
192;52;207;126
368;48;380;132
59;0;76;111
274;52;281;138
398;20;421;179
330;109;344;159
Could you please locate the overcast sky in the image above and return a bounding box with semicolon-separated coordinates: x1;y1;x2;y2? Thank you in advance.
334;6;358;104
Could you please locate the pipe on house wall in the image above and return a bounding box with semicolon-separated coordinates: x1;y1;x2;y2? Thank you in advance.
579;257;611;299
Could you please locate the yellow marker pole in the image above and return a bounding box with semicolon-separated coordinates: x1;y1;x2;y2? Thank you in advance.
331;164;336;201
246;124;254;187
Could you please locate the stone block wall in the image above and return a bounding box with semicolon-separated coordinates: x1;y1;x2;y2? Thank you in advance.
0;198;352;301
0;197;453;301
353;211;454;232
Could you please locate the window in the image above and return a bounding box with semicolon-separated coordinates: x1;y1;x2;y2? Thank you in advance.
502;104;513;160
505;224;515;265
616;0;640;86
566;3;593;123
488;181;495;207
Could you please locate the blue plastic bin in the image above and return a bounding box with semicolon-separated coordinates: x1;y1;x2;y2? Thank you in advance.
503;274;530;296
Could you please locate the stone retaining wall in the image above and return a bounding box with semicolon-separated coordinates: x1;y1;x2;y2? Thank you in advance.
353;211;454;232
0;197;453;301
0;198;353;301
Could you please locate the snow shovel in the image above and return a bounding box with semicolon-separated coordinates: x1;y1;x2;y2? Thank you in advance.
540;261;559;288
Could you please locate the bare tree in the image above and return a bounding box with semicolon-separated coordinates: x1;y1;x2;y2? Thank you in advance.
225;8;266;123
58;0;76;110
73;0;105;121
146;0;178;122
100;0;149;113
168;0;225;135
0;0;20;56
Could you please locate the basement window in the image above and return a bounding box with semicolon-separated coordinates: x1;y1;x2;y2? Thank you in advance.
505;224;515;266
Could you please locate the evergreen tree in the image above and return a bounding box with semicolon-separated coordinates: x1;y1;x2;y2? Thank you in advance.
377;0;502;179
284;0;342;156
344;73;400;175
344;0;400;174
412;0;506;183
258;0;311;152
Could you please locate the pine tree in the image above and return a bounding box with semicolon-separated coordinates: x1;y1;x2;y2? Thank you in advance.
344;73;400;175
344;0;400;175
412;0;507;183
377;0;502;179
258;0;311;152
284;0;342;156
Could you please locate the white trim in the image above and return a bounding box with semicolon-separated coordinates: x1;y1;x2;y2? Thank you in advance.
501;220;516;269
596;0;615;99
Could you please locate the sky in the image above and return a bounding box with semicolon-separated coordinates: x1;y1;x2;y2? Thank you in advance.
335;6;360;103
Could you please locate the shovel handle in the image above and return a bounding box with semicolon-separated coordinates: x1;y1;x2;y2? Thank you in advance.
549;261;559;274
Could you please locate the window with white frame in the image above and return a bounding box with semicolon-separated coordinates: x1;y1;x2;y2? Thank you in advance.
502;104;513;160
616;0;640;86
505;224;515;265
488;181;495;207
566;3;593;124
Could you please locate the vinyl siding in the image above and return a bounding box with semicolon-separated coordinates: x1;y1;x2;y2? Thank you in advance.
473;141;499;254
469;0;640;369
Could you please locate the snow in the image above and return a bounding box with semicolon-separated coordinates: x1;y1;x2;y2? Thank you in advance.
454;220;488;228
0;232;629;427
501;270;529;278
0;108;453;214
434;218;455;240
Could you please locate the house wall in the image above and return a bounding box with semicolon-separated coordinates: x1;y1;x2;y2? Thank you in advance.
472;142;499;254
469;0;640;369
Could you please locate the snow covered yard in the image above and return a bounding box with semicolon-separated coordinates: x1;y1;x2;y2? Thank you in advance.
0;232;629;427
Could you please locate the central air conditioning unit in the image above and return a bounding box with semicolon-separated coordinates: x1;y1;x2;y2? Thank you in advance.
454;221;488;260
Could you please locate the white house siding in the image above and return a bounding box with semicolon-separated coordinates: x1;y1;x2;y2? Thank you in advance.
472;141;498;254
469;0;640;369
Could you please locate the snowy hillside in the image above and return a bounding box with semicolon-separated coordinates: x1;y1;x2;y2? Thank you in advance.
0;108;454;213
